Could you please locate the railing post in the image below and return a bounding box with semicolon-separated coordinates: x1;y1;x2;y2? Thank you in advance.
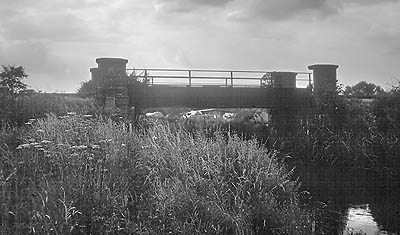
188;70;192;87
144;69;148;84
230;71;233;87
308;73;311;87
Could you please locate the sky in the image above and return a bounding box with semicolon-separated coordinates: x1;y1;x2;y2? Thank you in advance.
0;0;399;92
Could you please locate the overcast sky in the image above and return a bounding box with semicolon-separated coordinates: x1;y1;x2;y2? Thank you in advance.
0;0;399;92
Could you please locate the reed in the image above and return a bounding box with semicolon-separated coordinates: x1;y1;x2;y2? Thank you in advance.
0;115;310;234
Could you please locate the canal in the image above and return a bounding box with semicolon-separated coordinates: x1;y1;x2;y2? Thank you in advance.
294;165;400;234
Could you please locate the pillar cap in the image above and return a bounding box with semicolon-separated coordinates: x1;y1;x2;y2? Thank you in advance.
96;57;128;65
308;64;338;70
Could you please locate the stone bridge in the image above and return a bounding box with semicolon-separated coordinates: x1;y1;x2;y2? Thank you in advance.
90;57;338;132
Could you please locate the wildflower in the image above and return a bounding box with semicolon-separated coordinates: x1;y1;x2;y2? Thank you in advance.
121;144;126;147
71;153;79;158
83;115;93;118
41;140;52;144
16;143;31;150
76;145;87;150
37;129;45;133
91;144;100;149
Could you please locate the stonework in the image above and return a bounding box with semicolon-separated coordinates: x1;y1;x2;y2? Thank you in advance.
90;58;130;115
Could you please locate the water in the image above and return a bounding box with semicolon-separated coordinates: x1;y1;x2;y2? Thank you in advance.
294;164;400;234
344;205;384;235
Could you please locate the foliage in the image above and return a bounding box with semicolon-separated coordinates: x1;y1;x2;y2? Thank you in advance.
371;82;400;135
344;81;384;99
1;93;96;127
0;65;29;127
77;70;146;98
0;65;28;94
313;84;348;131
77;80;96;97
0;115;311;234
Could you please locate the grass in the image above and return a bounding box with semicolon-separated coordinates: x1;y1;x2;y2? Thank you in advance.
1;93;96;127
0;114;311;234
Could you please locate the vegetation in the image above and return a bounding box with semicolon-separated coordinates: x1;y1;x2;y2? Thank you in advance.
0;115;311;234
77;70;146;97
2;63;400;233
0;65;28;94
0;93;96;127
77;80;96;97
343;81;384;99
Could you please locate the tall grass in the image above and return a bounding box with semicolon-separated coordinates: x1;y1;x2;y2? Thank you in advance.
1;93;96;127
0;115;311;234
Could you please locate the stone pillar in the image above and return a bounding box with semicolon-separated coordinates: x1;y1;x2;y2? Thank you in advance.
270;72;299;135
308;64;343;130
308;64;338;93
90;67;102;85
90;57;129;115
90;57;129;86
96;57;128;74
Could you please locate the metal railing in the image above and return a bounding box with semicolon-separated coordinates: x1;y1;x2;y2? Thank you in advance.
126;68;312;88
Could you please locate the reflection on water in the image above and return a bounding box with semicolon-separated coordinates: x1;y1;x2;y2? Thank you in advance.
293;164;400;234
344;205;383;235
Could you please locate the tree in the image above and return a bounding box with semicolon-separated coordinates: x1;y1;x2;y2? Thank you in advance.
77;79;96;97
372;80;400;134
344;81;384;99
0;65;28;94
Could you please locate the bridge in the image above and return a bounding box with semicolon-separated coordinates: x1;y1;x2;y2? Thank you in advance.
126;68;313;109
90;58;339;131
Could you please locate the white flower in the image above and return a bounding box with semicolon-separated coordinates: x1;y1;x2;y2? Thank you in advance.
91;144;100;149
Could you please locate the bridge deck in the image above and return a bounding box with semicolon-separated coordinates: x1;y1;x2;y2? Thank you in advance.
129;86;311;109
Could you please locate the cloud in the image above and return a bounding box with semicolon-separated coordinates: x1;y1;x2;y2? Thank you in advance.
0;40;74;90
227;0;342;22
0;13;92;42
344;0;400;5
154;0;233;13
0;0;398;92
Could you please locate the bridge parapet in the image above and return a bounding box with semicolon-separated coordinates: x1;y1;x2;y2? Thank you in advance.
127;68;311;88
